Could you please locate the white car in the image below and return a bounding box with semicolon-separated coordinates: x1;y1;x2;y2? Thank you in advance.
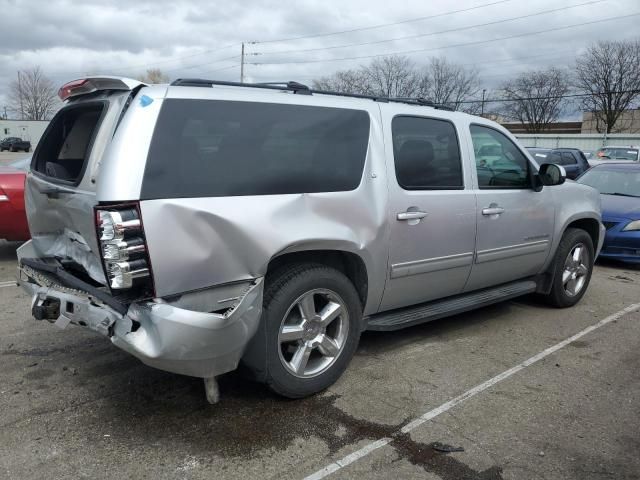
589;145;639;167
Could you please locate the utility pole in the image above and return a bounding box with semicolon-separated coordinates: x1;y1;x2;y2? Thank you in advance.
480;89;486;117
240;42;245;83
17;71;24;120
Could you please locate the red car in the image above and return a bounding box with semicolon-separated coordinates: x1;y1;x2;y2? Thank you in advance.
0;158;30;241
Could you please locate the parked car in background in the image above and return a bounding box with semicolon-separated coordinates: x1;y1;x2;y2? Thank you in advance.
582;150;595;160
589;145;639;167
577;163;640;264
0;158;30;241
0;137;31;152
526;147;590;180
17;76;604;403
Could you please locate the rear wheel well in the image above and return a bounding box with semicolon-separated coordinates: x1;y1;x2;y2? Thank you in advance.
267;250;368;308
565;218;600;251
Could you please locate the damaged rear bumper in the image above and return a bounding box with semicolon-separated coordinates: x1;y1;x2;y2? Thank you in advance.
16;246;263;378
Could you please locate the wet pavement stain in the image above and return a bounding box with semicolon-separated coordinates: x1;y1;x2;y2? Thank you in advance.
75;364;503;478
569;340;589;348
392;433;504;480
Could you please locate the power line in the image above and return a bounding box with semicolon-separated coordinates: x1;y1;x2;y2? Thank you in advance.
251;13;640;66
459;89;640;104
256;0;603;56
163;54;241;73
49;43;241;77
251;0;515;44
200;64;240;76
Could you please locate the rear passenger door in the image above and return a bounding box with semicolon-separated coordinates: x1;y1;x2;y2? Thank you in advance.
380;114;476;311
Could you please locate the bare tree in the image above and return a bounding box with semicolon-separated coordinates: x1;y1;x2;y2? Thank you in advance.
312;69;372;95
575;39;640;133
8;67;58;120
138;68;170;84
498;67;570;133
418;57;481;112
362;56;420;97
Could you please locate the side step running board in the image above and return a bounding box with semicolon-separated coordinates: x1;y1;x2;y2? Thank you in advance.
366;280;537;331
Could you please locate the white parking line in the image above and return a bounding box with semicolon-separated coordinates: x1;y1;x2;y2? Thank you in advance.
0;281;16;288
305;302;640;480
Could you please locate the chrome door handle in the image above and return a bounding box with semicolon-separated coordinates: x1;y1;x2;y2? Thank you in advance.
397;211;428;221
482;206;505;216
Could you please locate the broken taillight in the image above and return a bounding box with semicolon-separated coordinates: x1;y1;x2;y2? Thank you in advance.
95;203;154;293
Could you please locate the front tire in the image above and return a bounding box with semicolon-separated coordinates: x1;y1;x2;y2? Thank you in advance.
255;263;362;398
544;228;594;308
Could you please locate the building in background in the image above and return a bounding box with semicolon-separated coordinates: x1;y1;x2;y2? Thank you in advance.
0;119;49;146
581;109;640;134
502;121;582;135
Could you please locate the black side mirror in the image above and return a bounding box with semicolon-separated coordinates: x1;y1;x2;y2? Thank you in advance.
537;163;566;188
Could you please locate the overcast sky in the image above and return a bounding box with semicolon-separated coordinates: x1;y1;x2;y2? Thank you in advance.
0;0;638;113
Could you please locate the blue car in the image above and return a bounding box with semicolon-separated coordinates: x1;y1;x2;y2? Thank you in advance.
576;163;640;264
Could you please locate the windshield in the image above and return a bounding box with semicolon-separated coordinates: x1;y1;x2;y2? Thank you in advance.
596;148;639;161
577;167;640;196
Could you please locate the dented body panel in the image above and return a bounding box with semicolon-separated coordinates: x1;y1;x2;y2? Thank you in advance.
18;241;264;378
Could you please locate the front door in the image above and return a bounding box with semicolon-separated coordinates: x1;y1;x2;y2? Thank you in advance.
380;114;477;311
465;124;555;292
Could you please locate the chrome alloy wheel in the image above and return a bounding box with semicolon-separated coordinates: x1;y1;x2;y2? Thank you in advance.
562;243;589;296
277;288;349;378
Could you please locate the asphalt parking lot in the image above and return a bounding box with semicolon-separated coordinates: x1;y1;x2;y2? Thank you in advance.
0;151;29;166
1;236;639;480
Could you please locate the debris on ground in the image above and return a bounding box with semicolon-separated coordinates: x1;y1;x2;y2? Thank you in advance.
432;442;465;453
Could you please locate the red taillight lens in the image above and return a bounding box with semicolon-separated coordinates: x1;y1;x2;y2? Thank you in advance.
58;79;91;101
95;203;154;294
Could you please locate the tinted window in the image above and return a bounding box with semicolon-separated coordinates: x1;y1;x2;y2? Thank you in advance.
560;152;577;166
141;99;370;199
470;125;531;189
392;116;463;189
33;102;105;184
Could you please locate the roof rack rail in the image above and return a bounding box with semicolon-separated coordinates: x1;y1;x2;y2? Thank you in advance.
170;78;313;95
255;81;311;95
170;78;457;110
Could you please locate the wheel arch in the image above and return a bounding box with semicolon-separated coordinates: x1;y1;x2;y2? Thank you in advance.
266;249;369;311
565;217;600;252
537;215;601;294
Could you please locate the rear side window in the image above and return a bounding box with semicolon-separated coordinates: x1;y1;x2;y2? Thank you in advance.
560;152;577;166
141;99;371;199
391;116;463;190
33;102;105;184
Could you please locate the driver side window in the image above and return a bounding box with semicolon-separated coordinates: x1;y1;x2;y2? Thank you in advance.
470;125;531;189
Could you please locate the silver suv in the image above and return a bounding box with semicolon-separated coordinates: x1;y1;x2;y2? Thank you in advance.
17;77;604;403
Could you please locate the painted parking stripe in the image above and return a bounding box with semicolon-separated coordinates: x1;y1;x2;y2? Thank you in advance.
0;281;16;288
305;302;640;480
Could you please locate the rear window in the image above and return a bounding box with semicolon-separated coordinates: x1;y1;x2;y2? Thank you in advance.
141;99;371;199
33;102;105;184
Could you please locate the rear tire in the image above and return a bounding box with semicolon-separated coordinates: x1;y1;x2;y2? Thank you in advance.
251;263;362;398
543;228;594;308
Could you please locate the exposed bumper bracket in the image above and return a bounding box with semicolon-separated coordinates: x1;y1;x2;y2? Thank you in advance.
204;377;220;404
